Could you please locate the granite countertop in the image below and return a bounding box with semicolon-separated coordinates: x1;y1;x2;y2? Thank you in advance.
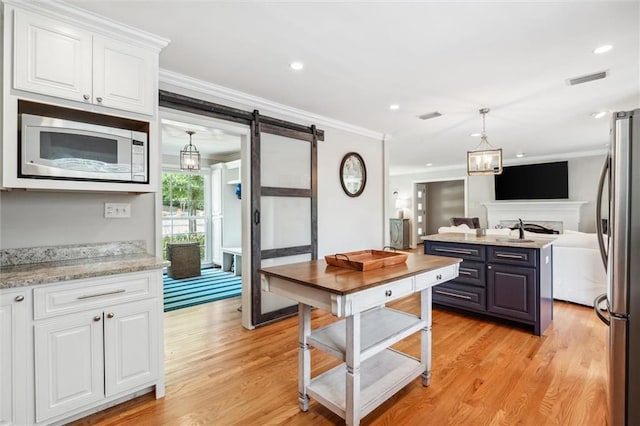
0;241;164;289
421;232;555;249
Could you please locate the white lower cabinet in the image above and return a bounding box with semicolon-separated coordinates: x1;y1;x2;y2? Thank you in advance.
28;270;163;424
34;298;159;423
0;289;29;426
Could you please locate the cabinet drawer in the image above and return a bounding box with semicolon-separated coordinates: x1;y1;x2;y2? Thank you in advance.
433;282;486;312
34;270;159;320
415;264;459;291
426;242;485;261
488;246;536;267
456;261;485;287
345;277;414;315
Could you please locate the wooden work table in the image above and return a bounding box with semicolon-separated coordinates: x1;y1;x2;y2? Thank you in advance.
260;253;460;426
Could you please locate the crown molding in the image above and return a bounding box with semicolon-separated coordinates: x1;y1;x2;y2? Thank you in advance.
159;69;385;141
3;0;170;50
390;148;608;177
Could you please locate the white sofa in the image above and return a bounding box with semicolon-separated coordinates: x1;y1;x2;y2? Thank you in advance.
436;226;607;307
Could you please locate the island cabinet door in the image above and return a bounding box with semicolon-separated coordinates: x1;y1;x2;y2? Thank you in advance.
486;264;536;322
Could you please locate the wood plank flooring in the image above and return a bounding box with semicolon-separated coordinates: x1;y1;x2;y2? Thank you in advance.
70;296;608;426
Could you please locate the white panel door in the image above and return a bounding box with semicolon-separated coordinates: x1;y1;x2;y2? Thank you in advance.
211;165;223;266
0;291;28;426
93;35;155;115
34;311;104;423
104;299;159;396
13;9;93;103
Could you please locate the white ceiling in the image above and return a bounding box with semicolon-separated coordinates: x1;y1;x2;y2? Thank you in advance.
160;118;241;161
70;1;639;175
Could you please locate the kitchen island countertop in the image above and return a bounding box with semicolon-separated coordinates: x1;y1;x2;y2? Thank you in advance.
421;232;555;249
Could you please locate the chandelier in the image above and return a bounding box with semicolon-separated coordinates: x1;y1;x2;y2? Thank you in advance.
180;130;201;171
467;108;503;176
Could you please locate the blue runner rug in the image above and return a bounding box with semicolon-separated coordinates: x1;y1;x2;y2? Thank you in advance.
163;268;242;312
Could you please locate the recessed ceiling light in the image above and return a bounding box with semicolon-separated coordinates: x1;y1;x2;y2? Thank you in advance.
426;163;433;167
515;153;525;158
290;61;304;71
591;111;607;119
593;45;613;54
469;132;482;137
389;104;400;111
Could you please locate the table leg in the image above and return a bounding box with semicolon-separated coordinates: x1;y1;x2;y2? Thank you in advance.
298;303;311;411
346;312;361;426
421;287;432;386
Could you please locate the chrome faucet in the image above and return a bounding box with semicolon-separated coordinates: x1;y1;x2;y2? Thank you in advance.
518;218;525;240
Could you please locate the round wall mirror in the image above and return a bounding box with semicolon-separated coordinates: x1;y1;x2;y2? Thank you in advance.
340;152;367;197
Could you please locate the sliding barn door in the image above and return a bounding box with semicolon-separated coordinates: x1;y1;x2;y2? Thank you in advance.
251;118;318;326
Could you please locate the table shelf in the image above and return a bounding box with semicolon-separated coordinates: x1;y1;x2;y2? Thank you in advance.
308;307;424;362
307;349;423;420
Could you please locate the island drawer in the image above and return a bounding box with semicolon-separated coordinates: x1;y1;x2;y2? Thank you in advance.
488;246;536;267
433;282;486;312
426;242;485;261
456;261;485;287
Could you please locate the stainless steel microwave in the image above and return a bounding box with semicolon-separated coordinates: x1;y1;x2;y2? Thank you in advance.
20;113;148;183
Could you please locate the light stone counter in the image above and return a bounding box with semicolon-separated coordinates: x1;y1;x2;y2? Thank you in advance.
0;241;163;289
421;232;555;249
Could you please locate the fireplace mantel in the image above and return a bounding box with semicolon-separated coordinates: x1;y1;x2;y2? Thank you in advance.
482;201;588;232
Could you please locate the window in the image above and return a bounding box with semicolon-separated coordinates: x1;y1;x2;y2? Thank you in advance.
162;171;208;262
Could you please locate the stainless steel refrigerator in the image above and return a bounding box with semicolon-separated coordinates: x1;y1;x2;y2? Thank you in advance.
595;108;640;426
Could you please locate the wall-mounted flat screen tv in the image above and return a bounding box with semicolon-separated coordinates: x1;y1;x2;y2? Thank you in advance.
494;161;568;200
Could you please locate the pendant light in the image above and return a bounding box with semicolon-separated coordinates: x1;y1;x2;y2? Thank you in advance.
467;108;503;176
180;130;201;171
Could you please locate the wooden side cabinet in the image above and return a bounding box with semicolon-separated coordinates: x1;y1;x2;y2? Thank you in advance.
390;218;410;249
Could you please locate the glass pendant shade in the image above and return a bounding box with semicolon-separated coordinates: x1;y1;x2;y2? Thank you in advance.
467;108;503;176
180;130;201;171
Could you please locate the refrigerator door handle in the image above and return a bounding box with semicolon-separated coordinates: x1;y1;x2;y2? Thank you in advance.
595;154;609;270
593;293;610;326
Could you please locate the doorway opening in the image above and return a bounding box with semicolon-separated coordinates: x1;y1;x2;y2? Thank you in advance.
159;109;248;313
413;177;468;246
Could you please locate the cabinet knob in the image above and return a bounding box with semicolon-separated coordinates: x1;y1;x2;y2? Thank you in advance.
107;312;115;318
96;97;103;103
385;290;393;297
93;315;102;322
14;295;24;302
83;94;90;101
487;265;493;270
436;274;442;280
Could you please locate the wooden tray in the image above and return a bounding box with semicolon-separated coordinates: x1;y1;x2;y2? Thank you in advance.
324;250;408;271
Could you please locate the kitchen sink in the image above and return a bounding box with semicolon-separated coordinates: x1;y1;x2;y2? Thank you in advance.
496;238;536;243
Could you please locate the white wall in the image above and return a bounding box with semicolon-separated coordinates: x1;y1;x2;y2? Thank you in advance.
0;190;156;251
390;154;606;235
318;128;384;256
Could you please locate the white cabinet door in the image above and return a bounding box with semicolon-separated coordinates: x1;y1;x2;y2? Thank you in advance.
13;10;156;115
104;299;159;396
34;310;104;423
93;35;156;115
0;290;28;426
13;9;93;104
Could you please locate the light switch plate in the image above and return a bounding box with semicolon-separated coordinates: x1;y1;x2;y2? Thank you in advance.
105;203;131;218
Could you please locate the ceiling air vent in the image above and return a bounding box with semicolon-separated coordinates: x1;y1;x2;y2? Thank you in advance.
417;111;442;120
567;70;608;86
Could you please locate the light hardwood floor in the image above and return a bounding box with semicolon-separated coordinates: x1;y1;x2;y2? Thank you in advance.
71;295;608;426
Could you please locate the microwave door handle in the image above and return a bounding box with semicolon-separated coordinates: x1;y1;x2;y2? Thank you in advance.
596;154;609;270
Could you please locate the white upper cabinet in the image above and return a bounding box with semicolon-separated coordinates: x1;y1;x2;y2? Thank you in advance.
13;8;158;116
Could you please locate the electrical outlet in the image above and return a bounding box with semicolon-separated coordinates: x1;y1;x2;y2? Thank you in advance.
105;203;131;218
